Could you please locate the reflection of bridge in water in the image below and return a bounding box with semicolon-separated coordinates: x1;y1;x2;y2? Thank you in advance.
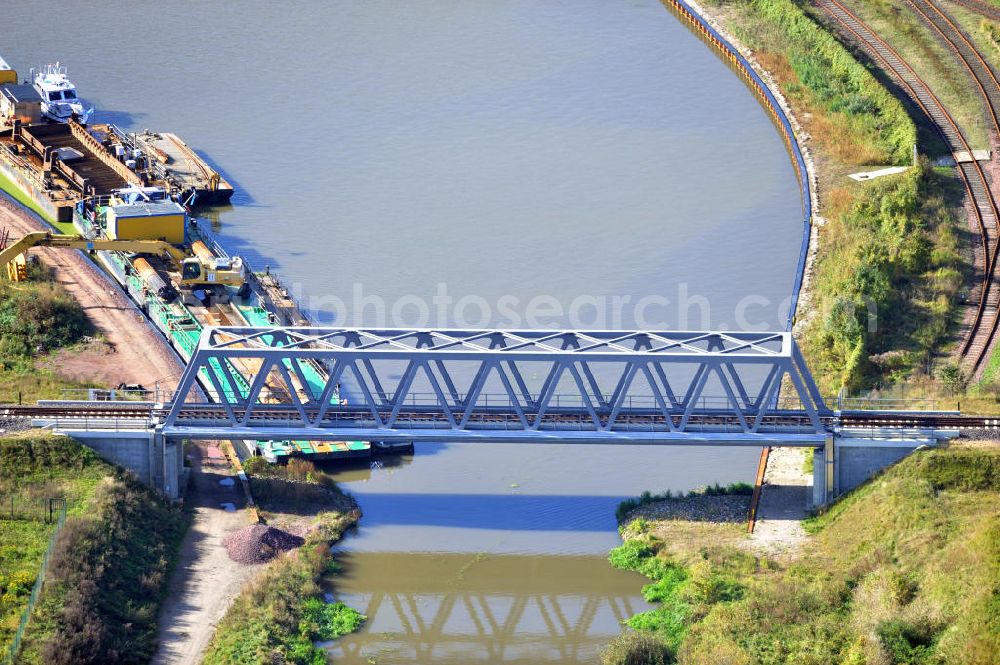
326;553;649;664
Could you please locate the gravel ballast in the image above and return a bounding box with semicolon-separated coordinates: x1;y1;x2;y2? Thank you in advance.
222;524;304;564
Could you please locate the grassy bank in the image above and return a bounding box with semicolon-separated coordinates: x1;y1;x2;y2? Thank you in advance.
0;434;107;652
201;459;364;665
802;162;963;392
0;263;94;402
1;434;188;664
605;445;1000;664
703;0;915;165
699;0;966;396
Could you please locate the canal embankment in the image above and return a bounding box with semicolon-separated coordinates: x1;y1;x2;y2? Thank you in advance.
600;1;982;660
3;433;188;665
607;443;1000;664
198;459;365;665
682;0;969;399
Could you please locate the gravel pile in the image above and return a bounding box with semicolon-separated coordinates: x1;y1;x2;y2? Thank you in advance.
222;524;304;564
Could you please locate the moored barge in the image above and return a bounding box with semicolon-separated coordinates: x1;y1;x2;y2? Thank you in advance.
0;54;373;465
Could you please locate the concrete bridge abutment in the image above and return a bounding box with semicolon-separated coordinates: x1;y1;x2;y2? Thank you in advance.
54;429;185;500
809;432;948;508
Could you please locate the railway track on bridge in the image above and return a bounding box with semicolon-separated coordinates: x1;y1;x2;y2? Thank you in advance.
816;0;1000;377
3;403;996;431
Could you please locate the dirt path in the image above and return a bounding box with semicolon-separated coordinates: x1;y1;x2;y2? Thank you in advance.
0;198;184;390
153;443;260;665
747;446;810;557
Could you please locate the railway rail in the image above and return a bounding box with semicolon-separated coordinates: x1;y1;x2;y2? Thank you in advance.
2;403;994;431
815;0;1000;377
944;0;1000;23
906;0;1000;137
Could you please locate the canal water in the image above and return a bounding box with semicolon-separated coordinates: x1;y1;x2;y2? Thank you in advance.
7;0;803;662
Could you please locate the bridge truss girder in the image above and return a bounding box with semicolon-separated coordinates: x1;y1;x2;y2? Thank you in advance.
164;327;830;444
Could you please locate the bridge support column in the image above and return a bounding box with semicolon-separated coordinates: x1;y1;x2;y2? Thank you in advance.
154;429;184;500
811;435;836;508
825;434;837;499
150;429;165;497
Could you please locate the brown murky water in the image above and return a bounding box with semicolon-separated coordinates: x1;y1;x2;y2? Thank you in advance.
328;553;649;664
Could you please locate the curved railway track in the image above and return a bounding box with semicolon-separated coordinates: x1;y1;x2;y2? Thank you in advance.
944;0;1000;23
816;0;1000;377
906;0;1000;135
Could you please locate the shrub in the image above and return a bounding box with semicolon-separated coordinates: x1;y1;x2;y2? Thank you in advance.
914;449;1000;492
600;630;674;665
0;435;94;479
876;619;941;665
609;539;660;573
617;491;673;522
241;455;270;475
938;363;967;396
0;281;90;355
700;482;753;497
298;597;365;640
22;473;188;664
5;570;35;596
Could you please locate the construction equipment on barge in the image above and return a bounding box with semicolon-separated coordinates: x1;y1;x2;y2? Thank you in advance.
0;53;366;464
0;97;234;219
0;231;247;303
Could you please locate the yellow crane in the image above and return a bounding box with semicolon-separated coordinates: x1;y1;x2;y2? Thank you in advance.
0;232;248;301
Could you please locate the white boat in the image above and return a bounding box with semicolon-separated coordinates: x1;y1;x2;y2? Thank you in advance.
32;62;89;123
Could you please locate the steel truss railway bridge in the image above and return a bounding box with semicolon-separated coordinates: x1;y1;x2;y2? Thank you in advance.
164;327;832;446
12;327;972;500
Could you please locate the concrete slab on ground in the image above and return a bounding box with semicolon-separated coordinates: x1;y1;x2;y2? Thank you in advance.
934;149;991;166
746;447;809;558
848;165;909;181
